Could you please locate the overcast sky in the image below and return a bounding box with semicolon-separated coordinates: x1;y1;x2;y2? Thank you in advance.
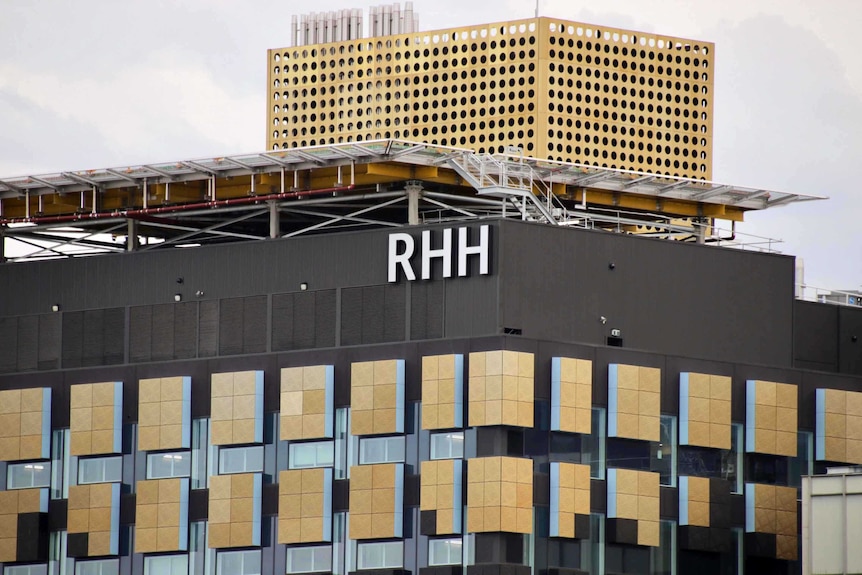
1;0;860;292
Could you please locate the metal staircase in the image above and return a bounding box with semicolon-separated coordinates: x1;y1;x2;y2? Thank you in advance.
445;152;576;226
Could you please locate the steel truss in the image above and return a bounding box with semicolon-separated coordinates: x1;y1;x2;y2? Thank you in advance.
0;139;824;262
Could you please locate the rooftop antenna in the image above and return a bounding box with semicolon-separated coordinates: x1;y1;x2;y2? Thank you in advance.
535;0;539;17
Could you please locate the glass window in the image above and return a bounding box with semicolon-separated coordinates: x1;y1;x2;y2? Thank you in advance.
218;446;263;475
4;565;47;575
580;513;605;575
144;554;188;575
651;415;677;487
334;408;349;480
74;559;119;575
289;441;335;469
356;541;403;569
77;456;122;484
428;538;462;566
788;431;813;488
48;530;67;575
650;520;676;575
51;428;69;499
147;452;191;479
359;436;405;464
430;432;464;460
727;423;743;494
287;545;332;573
191;418;209;489
217;549;261;575
7;461;51;489
582;407;606;479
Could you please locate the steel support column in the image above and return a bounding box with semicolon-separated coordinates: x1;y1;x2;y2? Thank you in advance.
127;219;139;252
269;200;280;239
406;180;422;225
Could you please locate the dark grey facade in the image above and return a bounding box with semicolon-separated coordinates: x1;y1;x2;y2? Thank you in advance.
0;218;860;575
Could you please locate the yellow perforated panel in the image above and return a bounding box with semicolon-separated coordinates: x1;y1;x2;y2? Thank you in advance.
278;468;332;544
267;17;713;179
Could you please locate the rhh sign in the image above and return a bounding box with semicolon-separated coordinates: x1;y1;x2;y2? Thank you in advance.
387;224;490;282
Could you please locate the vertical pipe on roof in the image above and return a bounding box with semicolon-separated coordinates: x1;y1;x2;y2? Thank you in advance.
291;15;297;46
382;4;391;36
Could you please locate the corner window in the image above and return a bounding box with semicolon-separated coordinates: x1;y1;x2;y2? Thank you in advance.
289;441;335;469
146;452;191;479
430;432;464;460
74;559;119;575
359;436;405;465
144;554;188;575
51;428;69;499
217;549;261;575
428;538;462;566
218;445;263;475
582;407;606;479
287;545;332;573
7;461;51;489
77;456;122;484
357;541;403;570
649;520;676;575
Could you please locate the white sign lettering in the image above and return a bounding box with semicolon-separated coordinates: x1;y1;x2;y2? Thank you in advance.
388;224;490;282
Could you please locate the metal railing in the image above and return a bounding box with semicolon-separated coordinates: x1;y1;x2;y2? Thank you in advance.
796;285;862;307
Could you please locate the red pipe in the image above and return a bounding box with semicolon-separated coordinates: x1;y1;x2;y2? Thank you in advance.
0;184;356;226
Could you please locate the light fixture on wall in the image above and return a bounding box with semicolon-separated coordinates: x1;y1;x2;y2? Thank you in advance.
300;282;308;291
51;304;60;312
174;294;182;302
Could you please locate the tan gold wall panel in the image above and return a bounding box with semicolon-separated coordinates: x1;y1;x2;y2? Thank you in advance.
68;483;120;556
468;350;534;428
679;476;709;527
549;462;590;538
466;456;533;534
350;359;405;436
349;463;404;539
278;468;333;543
211;371;264;446
420;459;463;534
0;488;48;562
745;380;797;457
816;388;862;464
745;483;797;561
0;387;51;461
607;468;659;547
70;382;123;456
680;372;731;449
208;473;262;548
608;364;660;442
281;365;335;440
138;376;191;452
421;354;464;430
551;357;592;434
135;478;190;553
267;17;713;180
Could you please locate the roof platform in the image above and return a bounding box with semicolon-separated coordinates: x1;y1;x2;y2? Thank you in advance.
0;139;824;262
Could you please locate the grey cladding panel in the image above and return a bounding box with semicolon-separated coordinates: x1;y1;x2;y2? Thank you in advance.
271;290;337;352
129;306;153;363
16;316;38;372
198;301;219;358
174;303;198;359
0;318;17;372
151;304;175;361
218;298;244;356
37;314;60;371
497;221;795;366
242;296;267;354
793;301;838;370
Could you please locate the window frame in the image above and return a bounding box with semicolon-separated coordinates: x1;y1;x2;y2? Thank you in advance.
76;455;122;485
358;436;405;465
7;461;51;490
217;445;264;475
582;407;606;479
356;541;403;570
286;545;333;573
146;451;192;479
288;441;335;470
73;558;119;575
430;432;464;460
4;565;48;575
216;549;261;575
428;538;463;566
143;554;188;575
